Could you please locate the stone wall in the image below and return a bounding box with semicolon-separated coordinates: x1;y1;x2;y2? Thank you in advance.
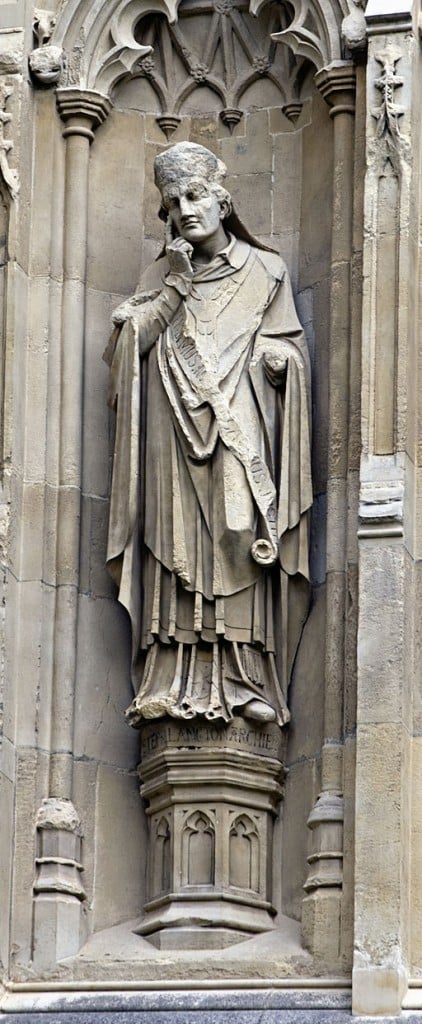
1;0;422;1019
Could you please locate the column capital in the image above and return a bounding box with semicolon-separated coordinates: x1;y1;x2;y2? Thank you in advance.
56;87;112;142
315;60;356;117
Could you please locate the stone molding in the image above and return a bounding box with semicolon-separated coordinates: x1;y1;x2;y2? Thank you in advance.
314;60;356;115
365;0;413;36
56;87;112;140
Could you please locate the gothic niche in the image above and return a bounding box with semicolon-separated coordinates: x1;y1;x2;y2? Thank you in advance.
183;811;216;886
152;816;171;895
229;813;260;892
127;0;312;134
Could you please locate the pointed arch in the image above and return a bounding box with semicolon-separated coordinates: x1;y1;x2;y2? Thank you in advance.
50;0;350;97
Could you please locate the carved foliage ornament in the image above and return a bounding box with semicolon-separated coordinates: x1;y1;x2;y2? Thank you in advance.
370;47;409;175
0;81;19;201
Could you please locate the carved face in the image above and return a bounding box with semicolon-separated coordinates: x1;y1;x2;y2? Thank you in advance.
162;177;227;243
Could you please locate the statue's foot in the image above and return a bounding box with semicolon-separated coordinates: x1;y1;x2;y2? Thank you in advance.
243;699;276;723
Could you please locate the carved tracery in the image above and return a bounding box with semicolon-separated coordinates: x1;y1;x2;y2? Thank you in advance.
229;814;260;892
131;1;312;135
183;811;215;886
48;0;358;97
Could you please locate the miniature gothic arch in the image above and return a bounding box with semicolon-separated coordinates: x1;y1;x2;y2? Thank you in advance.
48;0;359;97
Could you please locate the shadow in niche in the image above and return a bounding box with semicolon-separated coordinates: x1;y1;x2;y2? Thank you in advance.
64;912;310;969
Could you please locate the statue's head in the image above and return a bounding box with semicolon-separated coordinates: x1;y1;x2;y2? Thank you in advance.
153;140;276;255
154;142;232;235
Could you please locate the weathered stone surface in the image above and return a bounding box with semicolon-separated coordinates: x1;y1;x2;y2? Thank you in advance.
2;0;422;1012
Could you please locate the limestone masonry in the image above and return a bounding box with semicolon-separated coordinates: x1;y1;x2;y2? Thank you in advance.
0;0;422;1020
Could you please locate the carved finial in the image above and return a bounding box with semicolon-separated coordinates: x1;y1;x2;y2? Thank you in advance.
282;102;303;124
156;114;181;140
220;108;243;132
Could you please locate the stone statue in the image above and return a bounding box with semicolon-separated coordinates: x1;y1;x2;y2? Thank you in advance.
105;141;312;728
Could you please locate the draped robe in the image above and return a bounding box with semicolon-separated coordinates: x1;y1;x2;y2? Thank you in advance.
105;236;312;725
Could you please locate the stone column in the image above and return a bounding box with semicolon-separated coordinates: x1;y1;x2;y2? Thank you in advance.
32;88;111;966
301;61;356;963
51;88;111;799
352;0;417;1013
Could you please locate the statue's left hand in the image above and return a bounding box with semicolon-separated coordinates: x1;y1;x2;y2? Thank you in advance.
112;298;138;325
263;351;288;385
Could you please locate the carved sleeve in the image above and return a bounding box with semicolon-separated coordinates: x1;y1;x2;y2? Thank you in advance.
112;274;191;356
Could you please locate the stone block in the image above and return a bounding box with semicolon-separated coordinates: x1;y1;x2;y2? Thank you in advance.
404;459;422;562
32;896;87;968
79;495;114;600
189;115;219;148
9;263;29;476
114;79;161;115
0;772;13;968
72;759;99;920
29;91;64;279
326;477;348;573
221;110;270;174
341;736;356;970
273;132;302;238
287;586;325;764
299;94;333;290
143;141;169;243
282;757;320;922
352;964;407;1016
357;541;404;724
310;495;327;587
6;579;46;747
9;481;45;581
87;110;145;295
74;594;136;770
83;287;115;500
410;738;422;970
140;236;162;270
409;561;422;733
92;764;147;933
224;172;272;238
21;276;50;482
8;748;44;971
269;107;294;134
354;723;410;966
309;275;330;495
302;888;342;964
295;286;314;363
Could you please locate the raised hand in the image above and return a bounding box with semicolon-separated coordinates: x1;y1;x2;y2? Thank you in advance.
165;217;194;279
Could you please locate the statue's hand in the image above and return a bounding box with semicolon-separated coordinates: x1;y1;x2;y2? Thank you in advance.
112;298;138;325
165;218;194;280
263;351;288;385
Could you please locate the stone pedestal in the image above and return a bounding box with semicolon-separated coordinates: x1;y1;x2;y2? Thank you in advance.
136;717;285;949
